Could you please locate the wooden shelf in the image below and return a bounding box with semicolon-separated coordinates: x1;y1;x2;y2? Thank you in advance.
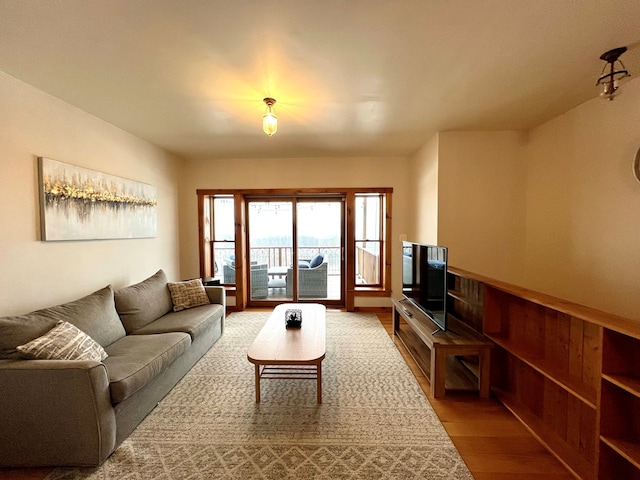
599;441;640;479
396;323;479;392
494;388;596;480
446;271;484;333
447;289;482;309
487;334;598;408
396;321;432;377
602;373;640;399
601;436;640;470
456;355;480;378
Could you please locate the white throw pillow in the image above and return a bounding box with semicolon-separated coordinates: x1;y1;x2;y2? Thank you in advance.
17;320;108;361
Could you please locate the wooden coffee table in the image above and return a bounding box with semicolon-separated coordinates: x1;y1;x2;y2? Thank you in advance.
247;303;326;403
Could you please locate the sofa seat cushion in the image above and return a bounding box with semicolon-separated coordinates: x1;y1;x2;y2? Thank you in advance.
114;270;174;334
0;286;125;359
103;332;190;404
130;304;223;341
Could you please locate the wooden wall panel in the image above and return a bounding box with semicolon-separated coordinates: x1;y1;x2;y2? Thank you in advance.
582;322;602;391
569;317;585;379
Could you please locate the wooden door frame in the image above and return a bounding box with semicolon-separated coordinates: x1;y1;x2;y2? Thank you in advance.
197;188;392;311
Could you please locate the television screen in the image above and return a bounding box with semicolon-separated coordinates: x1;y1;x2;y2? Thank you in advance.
402;241;448;333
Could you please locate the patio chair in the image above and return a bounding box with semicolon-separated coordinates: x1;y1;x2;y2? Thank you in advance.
286;253;328;298
223;262;269;299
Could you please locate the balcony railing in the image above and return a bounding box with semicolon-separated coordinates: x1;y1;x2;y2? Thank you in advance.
213;245;380;285
214;246;342;276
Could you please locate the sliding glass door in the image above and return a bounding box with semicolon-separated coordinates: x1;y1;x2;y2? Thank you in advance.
247;200;293;301
246;197;343;305
295;200;342;302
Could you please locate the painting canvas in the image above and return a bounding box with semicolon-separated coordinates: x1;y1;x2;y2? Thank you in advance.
38;157;157;241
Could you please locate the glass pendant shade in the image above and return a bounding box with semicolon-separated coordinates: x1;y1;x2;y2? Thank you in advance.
263;112;278;136
262;98;278;136
599;80;622;100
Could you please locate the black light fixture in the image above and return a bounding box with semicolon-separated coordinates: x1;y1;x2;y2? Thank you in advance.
596;46;630;101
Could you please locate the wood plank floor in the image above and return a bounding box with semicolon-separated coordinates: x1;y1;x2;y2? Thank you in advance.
0;310;575;480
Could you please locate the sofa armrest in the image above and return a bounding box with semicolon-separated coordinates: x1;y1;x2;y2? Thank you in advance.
205;285;226;315
0;359;116;467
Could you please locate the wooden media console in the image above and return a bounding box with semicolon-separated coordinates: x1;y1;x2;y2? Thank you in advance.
392;297;493;398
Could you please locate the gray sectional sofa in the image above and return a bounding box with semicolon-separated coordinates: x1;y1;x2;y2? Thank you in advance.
0;269;225;467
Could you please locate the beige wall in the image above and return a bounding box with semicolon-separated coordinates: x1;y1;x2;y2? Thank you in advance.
0;72;182;316
177;156;412;306
408;82;640;320
525;78;640;319
422;131;528;284
409;133;439;244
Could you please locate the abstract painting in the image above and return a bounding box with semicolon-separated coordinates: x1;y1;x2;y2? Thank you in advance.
38;157;157;241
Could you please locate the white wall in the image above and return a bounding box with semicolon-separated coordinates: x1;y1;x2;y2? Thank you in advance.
525;78;640;319
0;72;182;316
177;156;412;306
433;131;528;284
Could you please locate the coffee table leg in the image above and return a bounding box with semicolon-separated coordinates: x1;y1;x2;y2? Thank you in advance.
255;364;261;403
317;361;322;403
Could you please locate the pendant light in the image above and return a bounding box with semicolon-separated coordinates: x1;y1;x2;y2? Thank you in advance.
596;47;630;101
262;98;278;136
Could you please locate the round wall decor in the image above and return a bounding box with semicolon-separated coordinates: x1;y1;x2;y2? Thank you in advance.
634;146;640;184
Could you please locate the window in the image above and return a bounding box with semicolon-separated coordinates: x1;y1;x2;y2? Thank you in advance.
202;194;235;283
198;188;392;308
355;193;384;286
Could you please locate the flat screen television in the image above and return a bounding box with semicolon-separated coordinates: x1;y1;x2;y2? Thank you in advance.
401;241;448;333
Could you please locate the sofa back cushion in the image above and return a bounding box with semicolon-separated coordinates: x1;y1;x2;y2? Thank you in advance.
0;285;125;359
114;269;173;333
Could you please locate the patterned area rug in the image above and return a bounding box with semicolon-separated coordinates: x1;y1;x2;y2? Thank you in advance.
47;311;473;479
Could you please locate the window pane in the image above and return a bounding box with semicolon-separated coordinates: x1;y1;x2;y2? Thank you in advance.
297;201;342;300
355;194;381;241
248;201;293;301
213;196;234;241
217;241;235;283
355;240;380;284
355;193;383;286
248;201;293;266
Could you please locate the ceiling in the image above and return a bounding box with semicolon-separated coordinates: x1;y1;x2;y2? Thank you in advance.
1;0;639;160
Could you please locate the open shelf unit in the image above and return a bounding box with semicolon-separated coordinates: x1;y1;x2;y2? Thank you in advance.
447;266;640;480
447;270;484;332
599;329;640;479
